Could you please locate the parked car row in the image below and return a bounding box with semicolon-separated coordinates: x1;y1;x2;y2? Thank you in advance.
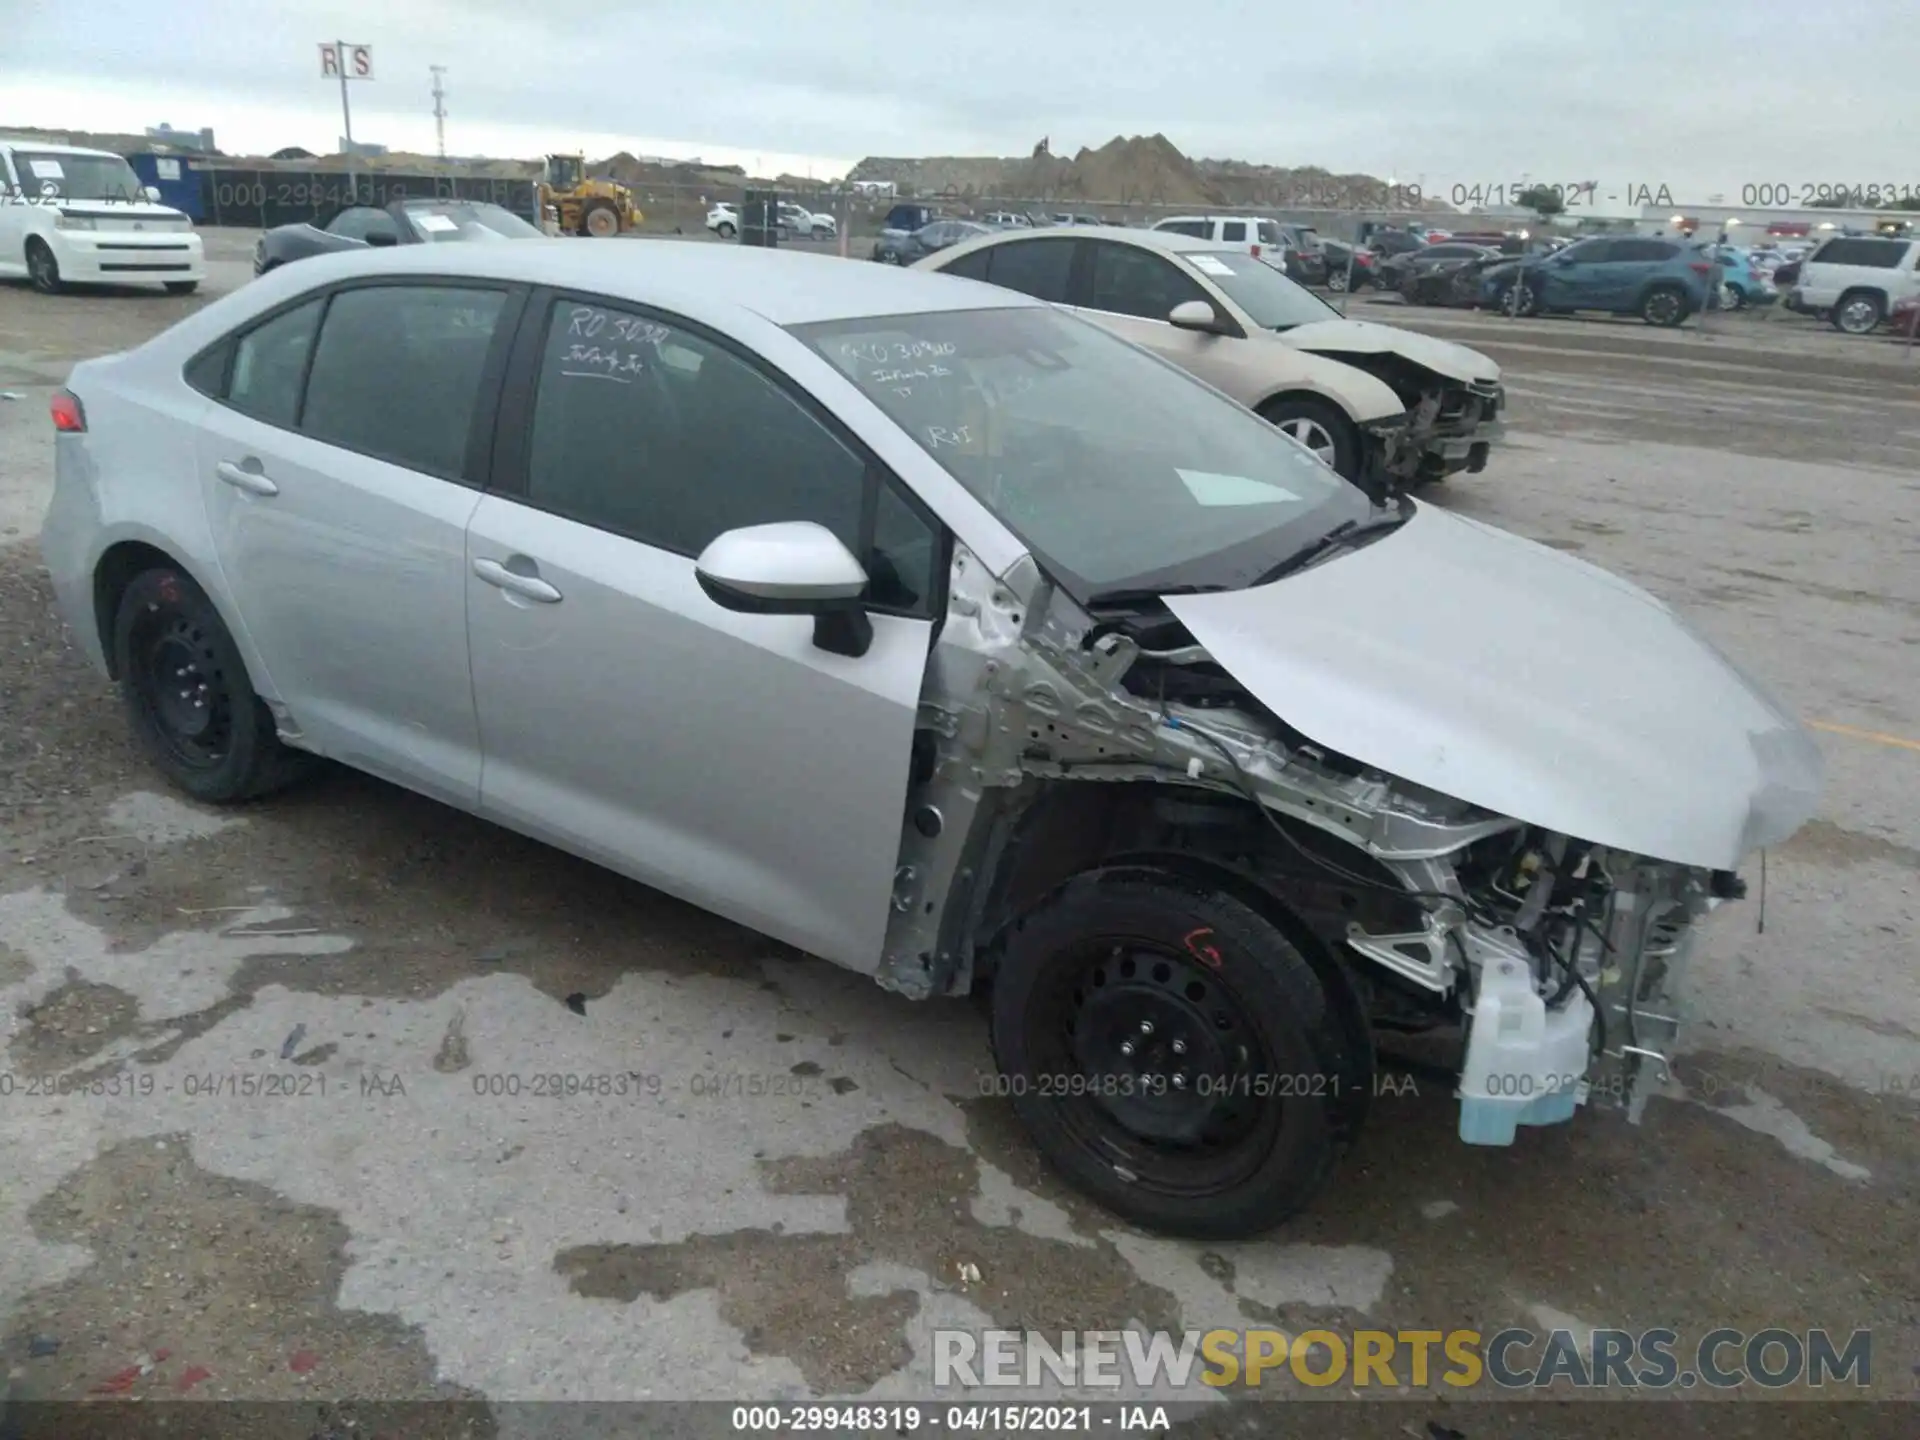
41;236;1819;1240
704;201;838;241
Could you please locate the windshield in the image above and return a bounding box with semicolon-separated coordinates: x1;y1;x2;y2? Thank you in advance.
1183;251;1338;331
399;201;542;242
789;305;1370;603
10;151;145;203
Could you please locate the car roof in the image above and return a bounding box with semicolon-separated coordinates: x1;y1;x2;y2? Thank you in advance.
241;239;1047;326
0;139;121;158
1028;224;1247;254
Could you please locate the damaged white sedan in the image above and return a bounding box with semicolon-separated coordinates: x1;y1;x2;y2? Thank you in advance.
42;242;1822;1240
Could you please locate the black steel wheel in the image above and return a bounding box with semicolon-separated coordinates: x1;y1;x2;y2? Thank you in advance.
989;866;1347;1238
111;567;314;803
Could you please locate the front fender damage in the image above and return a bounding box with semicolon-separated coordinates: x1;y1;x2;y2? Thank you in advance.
881;543;1716;1142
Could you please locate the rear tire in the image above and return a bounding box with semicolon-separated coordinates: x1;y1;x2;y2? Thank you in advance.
26;238;64;294
1832;290;1884;335
1326;268;1349;293
1640;284;1689;327
1258;395;1362;481
163;280;199;295
988;866;1346;1239
111;567;315;804
716;221;736;240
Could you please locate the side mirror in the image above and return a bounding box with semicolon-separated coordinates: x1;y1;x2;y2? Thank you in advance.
143;185;163;203
695;521;874;657
366;230;399;247
1169;299;1228;334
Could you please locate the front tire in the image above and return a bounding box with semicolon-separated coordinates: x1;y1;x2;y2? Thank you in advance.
26;238;64;294
988;867;1345;1239
111;567;314;804
164;280;199;295
1496;278;1540;316
1723;283;1747;311
582;202;620;238
1257;395;1361;480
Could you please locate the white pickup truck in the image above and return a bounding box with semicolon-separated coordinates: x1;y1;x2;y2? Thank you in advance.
0;140;205;294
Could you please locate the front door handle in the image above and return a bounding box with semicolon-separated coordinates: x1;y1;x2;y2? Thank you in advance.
215;459;279;496
472;556;563;603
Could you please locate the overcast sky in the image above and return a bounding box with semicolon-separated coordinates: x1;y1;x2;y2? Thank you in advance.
9;0;1917;209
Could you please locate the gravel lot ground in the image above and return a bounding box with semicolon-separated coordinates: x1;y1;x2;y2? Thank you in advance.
1;234;1916;1439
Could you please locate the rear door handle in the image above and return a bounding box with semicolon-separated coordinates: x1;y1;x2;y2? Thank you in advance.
472;556;563;603
215;459;279;496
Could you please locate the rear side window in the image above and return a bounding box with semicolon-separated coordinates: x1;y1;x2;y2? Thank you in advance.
226;298;323;428
981;238;1076;303
1613;240;1677;262
1811;238;1905;268
1219;221;1247;243
940;247;993;282
300;285;508;478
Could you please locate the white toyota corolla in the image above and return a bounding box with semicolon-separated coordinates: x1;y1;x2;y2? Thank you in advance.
39;241;1820;1237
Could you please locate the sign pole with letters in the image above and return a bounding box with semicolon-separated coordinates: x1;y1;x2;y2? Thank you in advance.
319;42;373;198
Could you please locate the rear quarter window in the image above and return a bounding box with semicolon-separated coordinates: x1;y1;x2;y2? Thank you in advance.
1811;239;1905;268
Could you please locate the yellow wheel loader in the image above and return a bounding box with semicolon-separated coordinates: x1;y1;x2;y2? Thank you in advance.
539;153;642;237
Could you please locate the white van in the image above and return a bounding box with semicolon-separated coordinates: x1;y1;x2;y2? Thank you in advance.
0;140;205;295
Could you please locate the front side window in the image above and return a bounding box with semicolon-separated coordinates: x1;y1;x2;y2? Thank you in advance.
300;285;508;477
1558;239;1615;264
225;299;324;428
1085;242;1210;320
523;300;937;613
1178;250;1335;331
792;306;1368;604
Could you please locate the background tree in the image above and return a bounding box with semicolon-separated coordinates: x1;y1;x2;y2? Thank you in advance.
1516;184;1566;221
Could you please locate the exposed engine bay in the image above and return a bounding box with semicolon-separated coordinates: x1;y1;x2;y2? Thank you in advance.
881;542;1729;1141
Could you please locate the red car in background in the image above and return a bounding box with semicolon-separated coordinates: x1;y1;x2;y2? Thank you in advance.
1893;292;1920;339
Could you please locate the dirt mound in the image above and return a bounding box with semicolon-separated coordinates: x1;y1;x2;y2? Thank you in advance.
1064;133;1221;206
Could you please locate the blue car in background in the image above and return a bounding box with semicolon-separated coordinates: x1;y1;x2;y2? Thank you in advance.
1479;235;1721;326
1705;244;1777;309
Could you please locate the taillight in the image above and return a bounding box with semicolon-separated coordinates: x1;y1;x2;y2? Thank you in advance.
50;389;86;433
1688;261;1712;276
1250;243;1262;258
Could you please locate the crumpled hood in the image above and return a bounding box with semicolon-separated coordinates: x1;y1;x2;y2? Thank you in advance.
1164;503;1822;870
1279;318;1499;385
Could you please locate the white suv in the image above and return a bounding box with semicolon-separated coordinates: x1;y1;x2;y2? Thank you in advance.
1788;234;1920;334
0;140;205;295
